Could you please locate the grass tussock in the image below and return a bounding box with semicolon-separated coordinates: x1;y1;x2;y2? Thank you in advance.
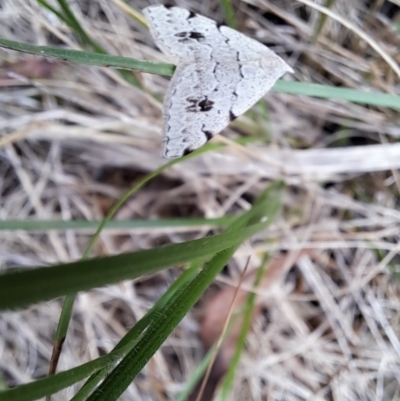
0;0;400;400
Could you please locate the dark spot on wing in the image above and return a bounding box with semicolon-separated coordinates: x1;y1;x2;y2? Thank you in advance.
185;97;214;112
198;98;214;112
229;111;237;121
204;131;213;140
189;32;205;39
185;97;199;112
183;147;193;156
175;31;205;42
187;11;196;19
216;22;226;29
164;4;174;9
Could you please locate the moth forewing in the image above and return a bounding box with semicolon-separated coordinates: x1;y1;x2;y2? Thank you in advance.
143;5;293;158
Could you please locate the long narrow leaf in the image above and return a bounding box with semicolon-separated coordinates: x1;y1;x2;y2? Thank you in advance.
69;182;284;401
56;0;99;50
272;80;400;109
1;38;399;109
0;184;282;401
88;248;238;401
0;217;232;231
0;38;174;76
0;265;202;401
85;184;283;401
39;0;140;87
221;0;237;29
0;344;131;401
48;145;214;377
70;261;203;401
0;221;268;311
37;0;65;21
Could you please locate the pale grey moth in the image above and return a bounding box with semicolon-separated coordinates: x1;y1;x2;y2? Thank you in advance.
143;5;293;158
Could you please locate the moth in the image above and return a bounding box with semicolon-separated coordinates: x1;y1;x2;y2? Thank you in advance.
143;5;293;158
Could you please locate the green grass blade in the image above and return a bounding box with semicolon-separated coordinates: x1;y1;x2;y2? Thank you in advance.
228;181;283;230
48;148;211;376
37;0;140;87
272;80;400;109
0;344;132;401
71;262;202;401
0;184;282;401
72;183;284;400
84;184;283;401
55;0;99;50
48;295;75;395
0;221;270;311
0;217;233;231
0;38;174;76
37;0;65;21
2;37;400;109
86;253;236;401
220;0;237;29
48;145;215;378
82;150;210;261
0;374;7;391
37;0;96;49
86;249;237;401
